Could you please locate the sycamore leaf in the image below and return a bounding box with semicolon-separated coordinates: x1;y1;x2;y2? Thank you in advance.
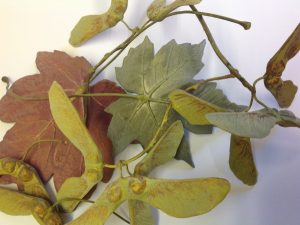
0;51;90;190
69;0;128;47
67;176;230;225
192;82;247;112
147;0;201;21
106;37;205;155
0;52;122;191
229;135;257;185
277;110;300;128
0;158;50;200
206;110;278;138
264;23;299;108
169;89;226;125
134;120;184;175
0;187;63;225
49;82;103;212
174;132;195;167
178;114;213;134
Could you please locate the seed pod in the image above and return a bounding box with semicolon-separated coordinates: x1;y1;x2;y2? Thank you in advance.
264;23;300;108
0;187;63;225
0;158;50;200
147;0;201;21
69;0;128;47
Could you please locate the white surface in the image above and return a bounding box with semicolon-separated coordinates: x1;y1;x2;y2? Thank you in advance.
0;0;300;225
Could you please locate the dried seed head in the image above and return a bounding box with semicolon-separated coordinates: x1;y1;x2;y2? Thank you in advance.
18;166;33;182
107;184;122;202
130;177;146;194
2;159;16;173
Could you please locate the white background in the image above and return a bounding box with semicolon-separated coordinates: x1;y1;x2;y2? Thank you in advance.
0;0;300;225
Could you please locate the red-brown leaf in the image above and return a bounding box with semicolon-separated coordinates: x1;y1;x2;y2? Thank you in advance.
0;51;89;190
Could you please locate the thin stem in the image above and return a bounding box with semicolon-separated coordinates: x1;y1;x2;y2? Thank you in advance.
90;20;156;82
189;5;254;93
1;76;10;90
73;93;142;100
167;11;251;30
121;20;135;32
113;212;130;224
244;75;268;111
50;198;130;224
185;74;235;91
21;139;62;161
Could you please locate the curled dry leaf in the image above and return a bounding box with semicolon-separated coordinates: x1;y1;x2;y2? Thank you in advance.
229;135;257;186
264;23;300;108
69;0;128;47
67;176;230;225
147;0;201;21
0;187;63;225
0;158;50;200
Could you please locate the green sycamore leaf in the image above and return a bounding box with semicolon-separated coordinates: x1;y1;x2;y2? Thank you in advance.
106;37;205;155
134;120;184;176
129;120;184;225
0;158;50;200
229;135;257;186
0;187;63;225
67;176;230;225
49;81;103;212
147;0;201;21
178;114;213;134
69;0;128;47
206;109;278;138
175;133;195;167
192;82;247;112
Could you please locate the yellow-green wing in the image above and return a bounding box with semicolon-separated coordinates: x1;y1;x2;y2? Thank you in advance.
69;0;128;47
67;179;128;225
68;176;230;224
49;81;103;212
0;187;62;225
0;158;50;200
169;89;226;125
129;177;230;218
130;120;184;225
147;0;201;21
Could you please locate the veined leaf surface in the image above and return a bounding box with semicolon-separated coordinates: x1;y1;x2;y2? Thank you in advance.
106;37;205;155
